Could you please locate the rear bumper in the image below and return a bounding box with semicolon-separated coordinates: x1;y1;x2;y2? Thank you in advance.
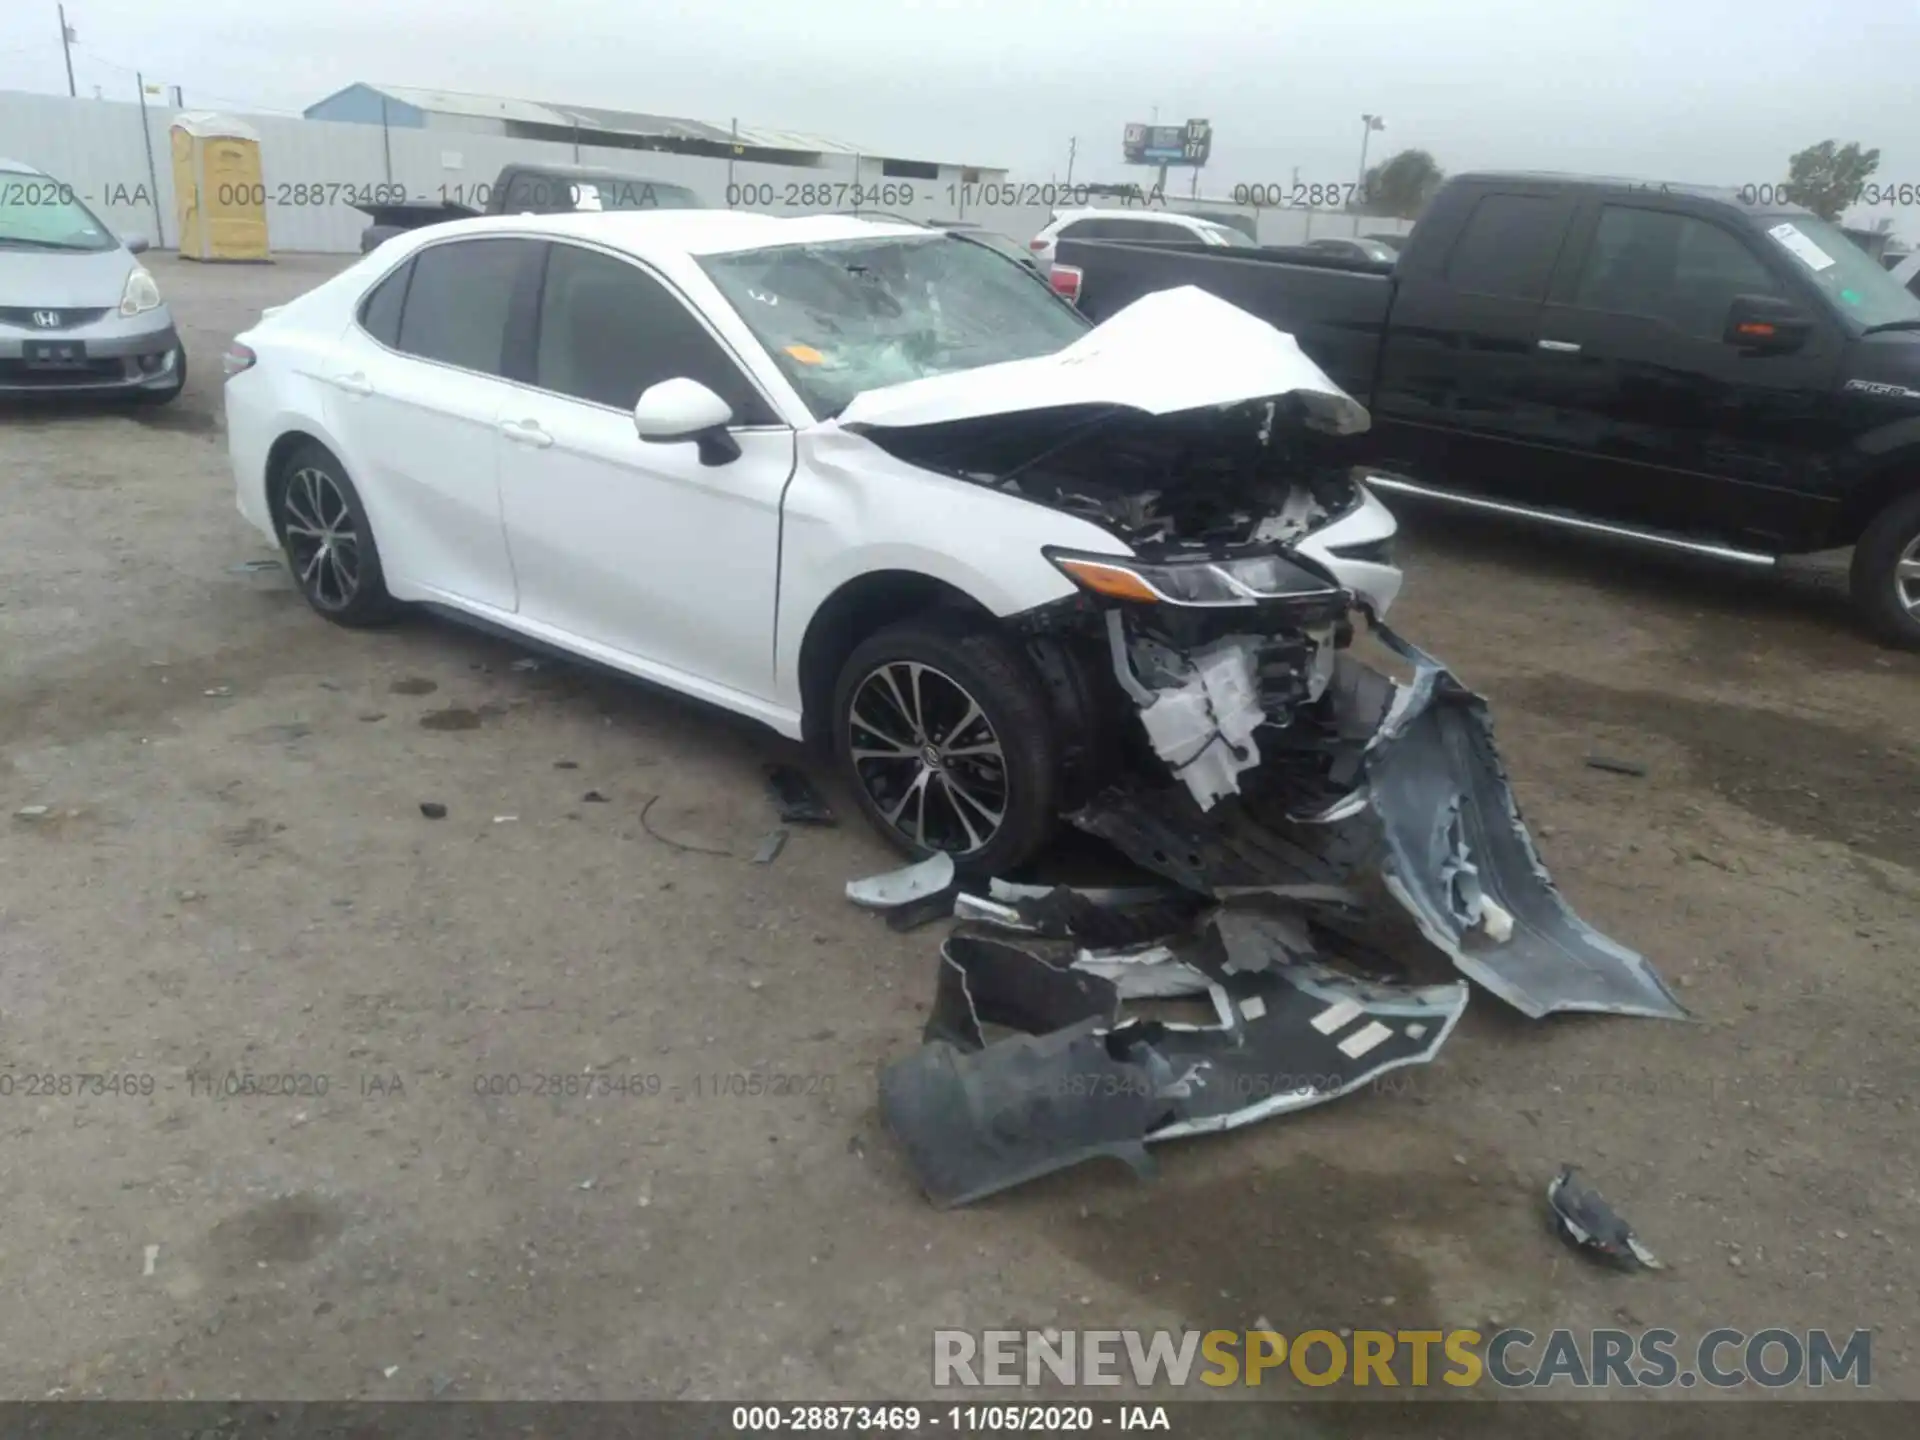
0;310;182;394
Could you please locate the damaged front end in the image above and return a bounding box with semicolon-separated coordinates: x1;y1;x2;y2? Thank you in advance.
859;359;1681;1023
843;286;1677;1021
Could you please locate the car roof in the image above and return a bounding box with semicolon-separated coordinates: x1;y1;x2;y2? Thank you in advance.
1452;170;1814;214
407;208;933;257
500;161;700;188
1;157;44;176
1052;208;1211;228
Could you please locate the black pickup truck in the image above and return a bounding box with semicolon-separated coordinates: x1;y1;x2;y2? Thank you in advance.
1052;172;1920;646
353;162;707;253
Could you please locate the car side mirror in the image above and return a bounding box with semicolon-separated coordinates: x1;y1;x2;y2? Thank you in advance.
122;233;151;255
1724;294;1811;354
633;378;741;466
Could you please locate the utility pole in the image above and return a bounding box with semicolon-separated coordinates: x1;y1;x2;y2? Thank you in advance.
1065;136;1076;185
136;72;166;247
1357;113;1385;207
58;5;77;97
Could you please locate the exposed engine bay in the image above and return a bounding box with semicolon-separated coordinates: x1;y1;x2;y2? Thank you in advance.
860;393;1403;815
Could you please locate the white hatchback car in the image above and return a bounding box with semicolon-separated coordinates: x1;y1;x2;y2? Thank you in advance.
225;211;1399;873
1028;208;1254;267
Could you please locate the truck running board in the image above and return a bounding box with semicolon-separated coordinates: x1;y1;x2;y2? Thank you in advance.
1361;476;1779;568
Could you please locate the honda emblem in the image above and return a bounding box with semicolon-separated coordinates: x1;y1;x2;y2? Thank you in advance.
32;311;61;328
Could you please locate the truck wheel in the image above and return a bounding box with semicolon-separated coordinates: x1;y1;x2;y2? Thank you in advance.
832;617;1058;878
1849;490;1920;649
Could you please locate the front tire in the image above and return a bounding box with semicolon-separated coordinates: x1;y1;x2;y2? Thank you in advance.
274;443;401;628
1849;489;1920;649
832;616;1059;877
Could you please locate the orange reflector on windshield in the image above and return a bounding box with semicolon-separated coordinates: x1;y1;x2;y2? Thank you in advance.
1055;559;1160;603
785;344;826;364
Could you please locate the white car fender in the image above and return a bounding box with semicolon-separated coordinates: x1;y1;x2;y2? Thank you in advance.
774;425;1133;707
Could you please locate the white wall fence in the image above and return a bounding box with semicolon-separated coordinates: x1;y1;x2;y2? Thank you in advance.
2;90;1412;255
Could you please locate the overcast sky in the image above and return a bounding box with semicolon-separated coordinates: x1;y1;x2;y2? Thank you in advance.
4;0;1916;224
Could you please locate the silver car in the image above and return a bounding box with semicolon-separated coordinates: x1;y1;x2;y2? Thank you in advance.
1;158;183;402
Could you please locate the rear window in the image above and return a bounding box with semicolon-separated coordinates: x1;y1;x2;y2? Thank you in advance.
394;239;532;375
1446;193;1566;300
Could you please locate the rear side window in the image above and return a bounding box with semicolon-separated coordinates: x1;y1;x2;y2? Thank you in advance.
1446;194;1565;300
532;242;775;422
395;239;531;375
357;260;411;347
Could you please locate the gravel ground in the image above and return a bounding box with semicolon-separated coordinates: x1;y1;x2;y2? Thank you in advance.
1;254;1916;1418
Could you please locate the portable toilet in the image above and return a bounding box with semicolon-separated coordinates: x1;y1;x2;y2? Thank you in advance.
170;113;270;262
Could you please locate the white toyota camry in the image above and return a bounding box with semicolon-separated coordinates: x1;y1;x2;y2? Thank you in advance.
224;211;1402;874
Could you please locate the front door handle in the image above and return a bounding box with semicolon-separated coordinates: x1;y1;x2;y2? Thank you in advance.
330;371;374;396
1537;339;1582;353
499;419;554;449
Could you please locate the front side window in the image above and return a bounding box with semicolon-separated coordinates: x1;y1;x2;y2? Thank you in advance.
1755;213;1920;332
0;175;118;252
1573;207;1781;338
533;242;773;421
700;231;1090;419
394;238;531;375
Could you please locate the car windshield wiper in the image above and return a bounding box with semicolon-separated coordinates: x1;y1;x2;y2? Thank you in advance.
0;236;100;251
1859;319;1920;336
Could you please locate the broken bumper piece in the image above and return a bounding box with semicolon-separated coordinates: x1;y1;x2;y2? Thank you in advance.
878;920;1466;1208
1071;622;1687;1022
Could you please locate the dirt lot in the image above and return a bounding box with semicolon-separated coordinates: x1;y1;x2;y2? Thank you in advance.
1;253;1916;1417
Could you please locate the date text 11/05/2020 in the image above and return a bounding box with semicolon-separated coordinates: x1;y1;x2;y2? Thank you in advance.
721;182;1146;211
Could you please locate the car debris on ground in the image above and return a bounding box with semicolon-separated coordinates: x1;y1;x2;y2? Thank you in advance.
849;612;1688;1206
765;764;836;825
1547;1165;1665;1271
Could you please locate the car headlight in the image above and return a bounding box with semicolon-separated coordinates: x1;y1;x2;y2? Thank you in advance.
119;265;162;317
1046;547;1344;607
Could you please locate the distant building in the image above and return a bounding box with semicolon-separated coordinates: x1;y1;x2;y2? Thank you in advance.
303;83;1003;182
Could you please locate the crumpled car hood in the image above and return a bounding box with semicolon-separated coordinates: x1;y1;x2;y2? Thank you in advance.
834;286;1371;436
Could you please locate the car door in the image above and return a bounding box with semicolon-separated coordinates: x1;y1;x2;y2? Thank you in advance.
1527;203;1845;539
494;240;795;701
324;237;537;611
1370;189;1577;501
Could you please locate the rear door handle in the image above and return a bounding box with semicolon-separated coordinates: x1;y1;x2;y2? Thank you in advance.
330;371;374;396
499;419;554;449
1537;339;1582;353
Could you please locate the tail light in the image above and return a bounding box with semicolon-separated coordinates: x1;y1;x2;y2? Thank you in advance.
1049;264;1083;304
222;341;257;377
1028;237;1047;250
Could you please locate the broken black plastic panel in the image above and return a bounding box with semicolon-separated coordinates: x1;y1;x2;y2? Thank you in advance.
879;913;1467;1208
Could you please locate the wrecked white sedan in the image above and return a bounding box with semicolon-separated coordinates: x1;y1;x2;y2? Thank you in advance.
227;209;1678;1025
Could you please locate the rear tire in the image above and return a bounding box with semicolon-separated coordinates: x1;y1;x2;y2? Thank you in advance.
274;443;401;628
832;616;1058;878
1849;489;1920;649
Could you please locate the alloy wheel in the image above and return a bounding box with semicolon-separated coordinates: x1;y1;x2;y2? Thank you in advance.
282;466;361;610
1898;534;1920;617
847;660;1009;855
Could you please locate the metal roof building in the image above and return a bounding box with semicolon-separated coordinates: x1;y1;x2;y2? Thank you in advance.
303;83;1001;177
